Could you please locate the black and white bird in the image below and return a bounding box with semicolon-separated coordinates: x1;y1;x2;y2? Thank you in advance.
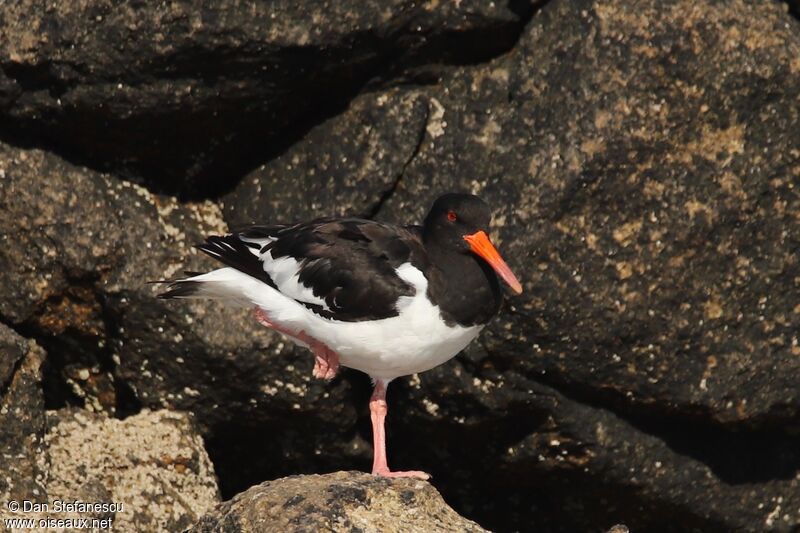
158;193;522;479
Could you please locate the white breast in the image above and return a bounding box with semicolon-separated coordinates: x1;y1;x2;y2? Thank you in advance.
239;262;483;381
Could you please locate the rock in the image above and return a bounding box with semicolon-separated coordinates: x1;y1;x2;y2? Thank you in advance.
0;324;47;505
0;140;371;494
0;0;534;196
2;0;799;531
188;471;487;533
377;0;800;429
375;0;800;417
488;378;800;532
39;409;219;532
214;0;800;529
0;324;219;532
223;88;430;225
0;140;236;417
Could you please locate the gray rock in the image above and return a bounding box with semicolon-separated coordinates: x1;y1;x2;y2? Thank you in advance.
367;0;800;528
0;324;47;506
368;2;800;418
369;0;800;527
213;0;800;529
40;408;219;532
223;88;431;225
0;0;534;196
188;471;487;533
0;324;219;531
377;0;800;425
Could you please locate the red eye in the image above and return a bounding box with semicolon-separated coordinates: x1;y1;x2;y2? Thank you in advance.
447;210;457;222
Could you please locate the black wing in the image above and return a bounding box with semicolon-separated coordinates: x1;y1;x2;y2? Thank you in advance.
199;218;427;321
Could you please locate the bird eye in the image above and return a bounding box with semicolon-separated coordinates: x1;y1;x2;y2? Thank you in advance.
447;210;457;222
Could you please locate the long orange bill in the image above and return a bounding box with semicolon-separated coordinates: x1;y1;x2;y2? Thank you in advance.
463;230;523;295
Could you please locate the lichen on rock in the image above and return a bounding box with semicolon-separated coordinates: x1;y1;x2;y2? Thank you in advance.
40;409;220;532
188;471;487;533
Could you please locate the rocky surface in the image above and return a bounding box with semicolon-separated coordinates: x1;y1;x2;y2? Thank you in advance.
377;0;800;426
40;409;219;532
0;0;535;196
0;0;799;532
214;0;800;528
0;324;47;505
189;471;486;533
223;88;431;225
376;0;800;527
0;140;372;489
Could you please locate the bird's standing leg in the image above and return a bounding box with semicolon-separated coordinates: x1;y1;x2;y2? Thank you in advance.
252;307;339;380
369;379;430;480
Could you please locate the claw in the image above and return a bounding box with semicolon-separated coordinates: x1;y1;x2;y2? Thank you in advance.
312;345;339;380
254;307;340;380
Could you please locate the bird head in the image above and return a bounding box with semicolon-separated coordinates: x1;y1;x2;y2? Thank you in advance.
423;193;523;295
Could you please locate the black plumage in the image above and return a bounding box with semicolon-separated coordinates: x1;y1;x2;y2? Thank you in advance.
157;280;201;299
160;194;513;327
254;218;423;321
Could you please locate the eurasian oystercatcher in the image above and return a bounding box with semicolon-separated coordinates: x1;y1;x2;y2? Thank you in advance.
158;193;522;479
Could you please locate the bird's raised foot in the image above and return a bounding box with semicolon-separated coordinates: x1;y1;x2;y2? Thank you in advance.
372;468;431;480
312;345;340;380
252;307;275;329
253;307;340;380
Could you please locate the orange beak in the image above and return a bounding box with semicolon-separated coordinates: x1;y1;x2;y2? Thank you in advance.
463;231;523;295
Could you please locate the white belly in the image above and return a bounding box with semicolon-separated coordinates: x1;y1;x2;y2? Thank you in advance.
249;263;484;380
324;310;483;380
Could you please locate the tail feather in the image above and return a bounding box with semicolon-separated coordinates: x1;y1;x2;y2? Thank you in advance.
157;280;202;299
155;268;260;307
194;235;275;288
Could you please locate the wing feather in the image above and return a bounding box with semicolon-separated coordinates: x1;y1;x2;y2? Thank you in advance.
191;218;426;321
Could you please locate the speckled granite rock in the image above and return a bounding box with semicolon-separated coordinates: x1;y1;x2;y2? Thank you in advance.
188;471;486;533
379;0;800;427
223;88;430;225
38;409;219;532
369;0;800;528
0;324;47;506
0;0;534;196
1;0;800;531
211;0;800;530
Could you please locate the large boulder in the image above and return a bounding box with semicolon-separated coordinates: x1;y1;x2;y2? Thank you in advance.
223;88;431;225
392;369;800;532
219;0;800;530
384;0;800;528
39;409;219;532
188;471;487;533
0;0;534;196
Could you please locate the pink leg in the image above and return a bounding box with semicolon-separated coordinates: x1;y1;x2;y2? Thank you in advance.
253;308;339;380
370;379;430;480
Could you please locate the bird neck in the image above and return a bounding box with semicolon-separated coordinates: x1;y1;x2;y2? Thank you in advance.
425;245;503;327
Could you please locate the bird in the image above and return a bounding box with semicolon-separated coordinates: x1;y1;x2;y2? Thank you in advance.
157;193;522;479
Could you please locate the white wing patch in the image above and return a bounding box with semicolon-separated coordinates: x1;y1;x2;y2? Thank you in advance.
262;252;331;311
239;234;331;311
238;235;275;250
